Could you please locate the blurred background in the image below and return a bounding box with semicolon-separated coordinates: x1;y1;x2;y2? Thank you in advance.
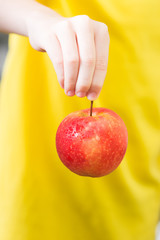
0;33;8;80
0;32;160;240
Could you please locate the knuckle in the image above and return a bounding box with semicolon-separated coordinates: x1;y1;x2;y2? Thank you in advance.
101;23;108;32
80;15;90;23
66;57;79;65
72;15;92;31
55;20;71;33
60;20;71;29
77;15;92;29
97;23;109;37
76;84;90;92
81;57;96;67
54;59;64;68
89;84;102;93
95;58;107;71
66;75;76;84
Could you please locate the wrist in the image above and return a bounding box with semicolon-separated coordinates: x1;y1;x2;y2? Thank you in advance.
25;2;65;51
25;2;64;36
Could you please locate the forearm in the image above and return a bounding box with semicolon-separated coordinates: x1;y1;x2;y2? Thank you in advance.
0;0;61;36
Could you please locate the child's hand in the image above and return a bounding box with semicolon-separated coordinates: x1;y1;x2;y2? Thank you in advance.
27;12;109;100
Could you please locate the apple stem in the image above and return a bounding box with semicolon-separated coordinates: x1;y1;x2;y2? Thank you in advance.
90;101;93;116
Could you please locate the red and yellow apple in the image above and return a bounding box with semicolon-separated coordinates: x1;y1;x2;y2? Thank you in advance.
56;108;128;177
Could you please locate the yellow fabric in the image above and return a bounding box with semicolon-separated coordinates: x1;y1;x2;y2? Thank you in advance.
0;0;160;239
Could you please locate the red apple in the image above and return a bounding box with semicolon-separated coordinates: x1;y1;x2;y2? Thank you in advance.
56;107;128;177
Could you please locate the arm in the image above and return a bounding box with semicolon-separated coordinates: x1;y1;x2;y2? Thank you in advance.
0;0;61;35
0;0;110;100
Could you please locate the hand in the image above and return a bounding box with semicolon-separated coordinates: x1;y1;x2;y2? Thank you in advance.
27;12;109;100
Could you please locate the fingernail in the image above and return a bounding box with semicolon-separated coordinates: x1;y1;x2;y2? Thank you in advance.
76;92;86;98
67;90;75;96
87;92;97;101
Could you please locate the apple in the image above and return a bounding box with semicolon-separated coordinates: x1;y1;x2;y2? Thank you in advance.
56;106;128;177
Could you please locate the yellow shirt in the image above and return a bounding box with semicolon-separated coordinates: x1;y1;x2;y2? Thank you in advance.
0;0;160;239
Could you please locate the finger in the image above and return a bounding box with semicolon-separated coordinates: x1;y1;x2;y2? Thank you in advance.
56;21;79;96
87;22;109;101
45;34;64;89
73;16;96;98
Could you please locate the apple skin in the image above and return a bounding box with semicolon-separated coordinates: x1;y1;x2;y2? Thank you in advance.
56;108;128;177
